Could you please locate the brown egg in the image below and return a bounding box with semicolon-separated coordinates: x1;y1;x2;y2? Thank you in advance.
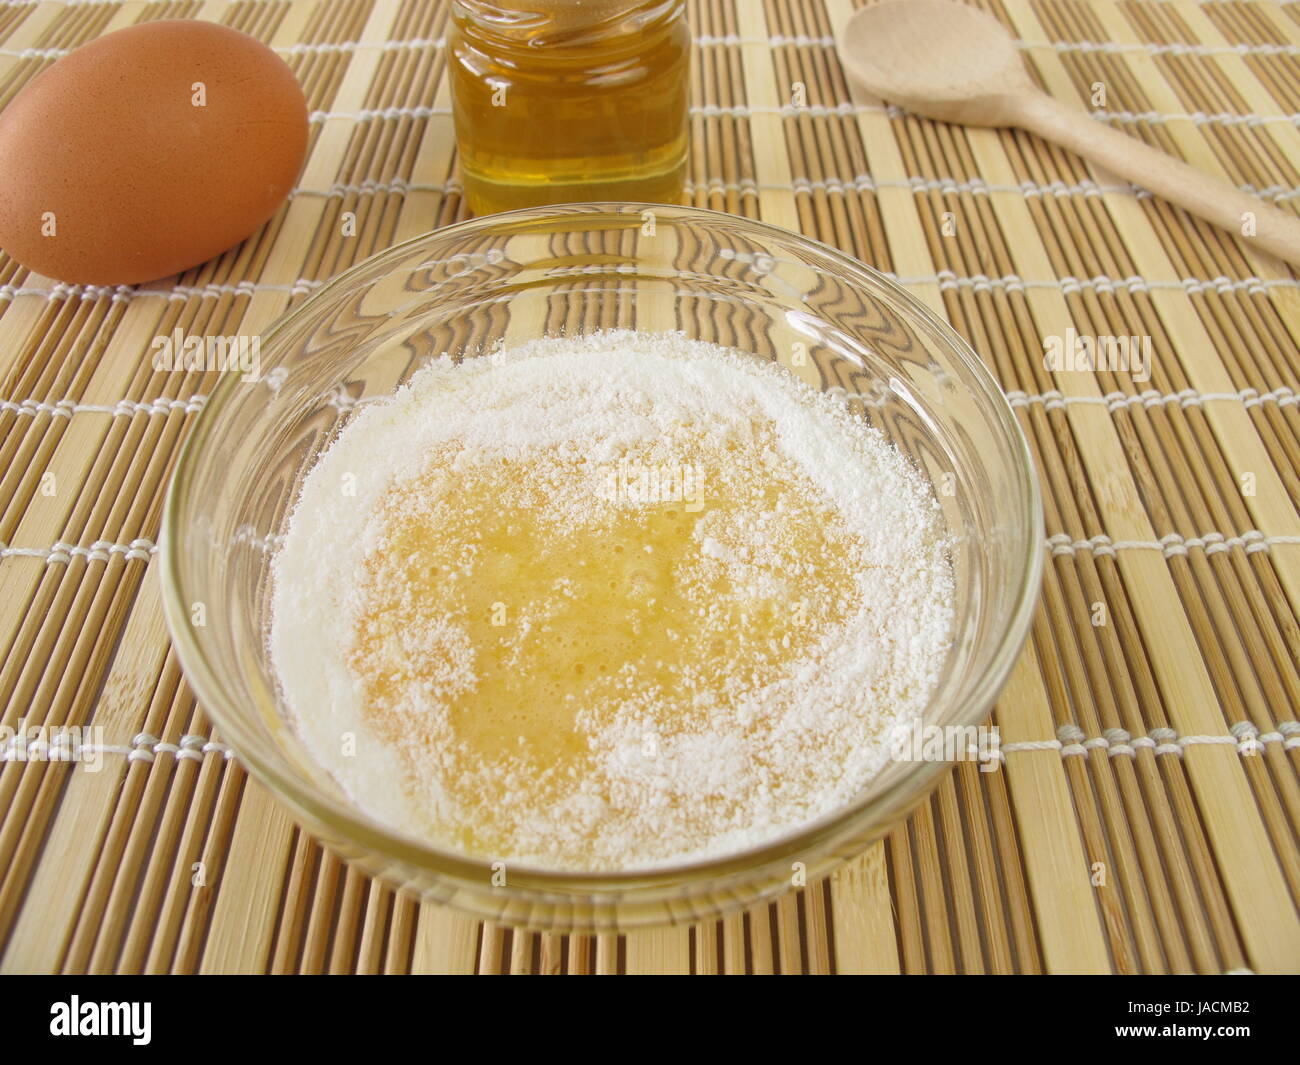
0;19;308;286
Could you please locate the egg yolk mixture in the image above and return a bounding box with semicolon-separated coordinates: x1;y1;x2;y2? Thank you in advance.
351;422;858;861
269;332;954;871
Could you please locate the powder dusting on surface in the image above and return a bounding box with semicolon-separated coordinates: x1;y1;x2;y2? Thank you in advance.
270;331;954;871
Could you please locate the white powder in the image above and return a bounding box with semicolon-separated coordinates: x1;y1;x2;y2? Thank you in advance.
270;330;954;871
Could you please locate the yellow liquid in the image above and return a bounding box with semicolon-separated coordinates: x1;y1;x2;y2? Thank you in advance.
348;422;861;864
449;0;690;215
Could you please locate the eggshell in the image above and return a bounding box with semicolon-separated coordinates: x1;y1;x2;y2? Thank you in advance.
0;20;308;286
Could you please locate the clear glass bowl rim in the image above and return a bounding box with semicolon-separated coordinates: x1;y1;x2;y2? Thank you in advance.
159;202;1044;900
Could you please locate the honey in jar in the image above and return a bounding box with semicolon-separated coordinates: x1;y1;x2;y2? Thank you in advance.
448;0;690;215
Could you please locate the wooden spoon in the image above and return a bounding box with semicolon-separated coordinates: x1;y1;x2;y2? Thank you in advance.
838;0;1300;265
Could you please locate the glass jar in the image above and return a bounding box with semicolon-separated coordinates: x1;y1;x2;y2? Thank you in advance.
448;0;690;215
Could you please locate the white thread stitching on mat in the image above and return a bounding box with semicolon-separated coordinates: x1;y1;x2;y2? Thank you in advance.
0;539;157;563
1044;531;1300;559
278;36;442;56
301;102;1300;127
0;733;235;765
169;279;325;300
789;174;1300;203
5;383;1296;424
996;722;1300;760
0;38;442;58
1092;108;1300;128
6;270;1300;310
15;171;1298;210
123;733;235;764
5;531;1299;565
890;271;1299;295
1050;723;1300;756
284;173;1300;204
0;280;327;303
0;396;207;419
7;724;1292;766
9;28;1299;59
1004;387;1299;413
1019;39;1300;58
0;33;843;59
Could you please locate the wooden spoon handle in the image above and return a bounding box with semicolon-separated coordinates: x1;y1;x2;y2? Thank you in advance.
1012;92;1300;266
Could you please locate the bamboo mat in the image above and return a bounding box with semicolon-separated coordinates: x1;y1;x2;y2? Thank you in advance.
0;0;1298;975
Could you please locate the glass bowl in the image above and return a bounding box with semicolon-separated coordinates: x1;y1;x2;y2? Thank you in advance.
160;203;1043;932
